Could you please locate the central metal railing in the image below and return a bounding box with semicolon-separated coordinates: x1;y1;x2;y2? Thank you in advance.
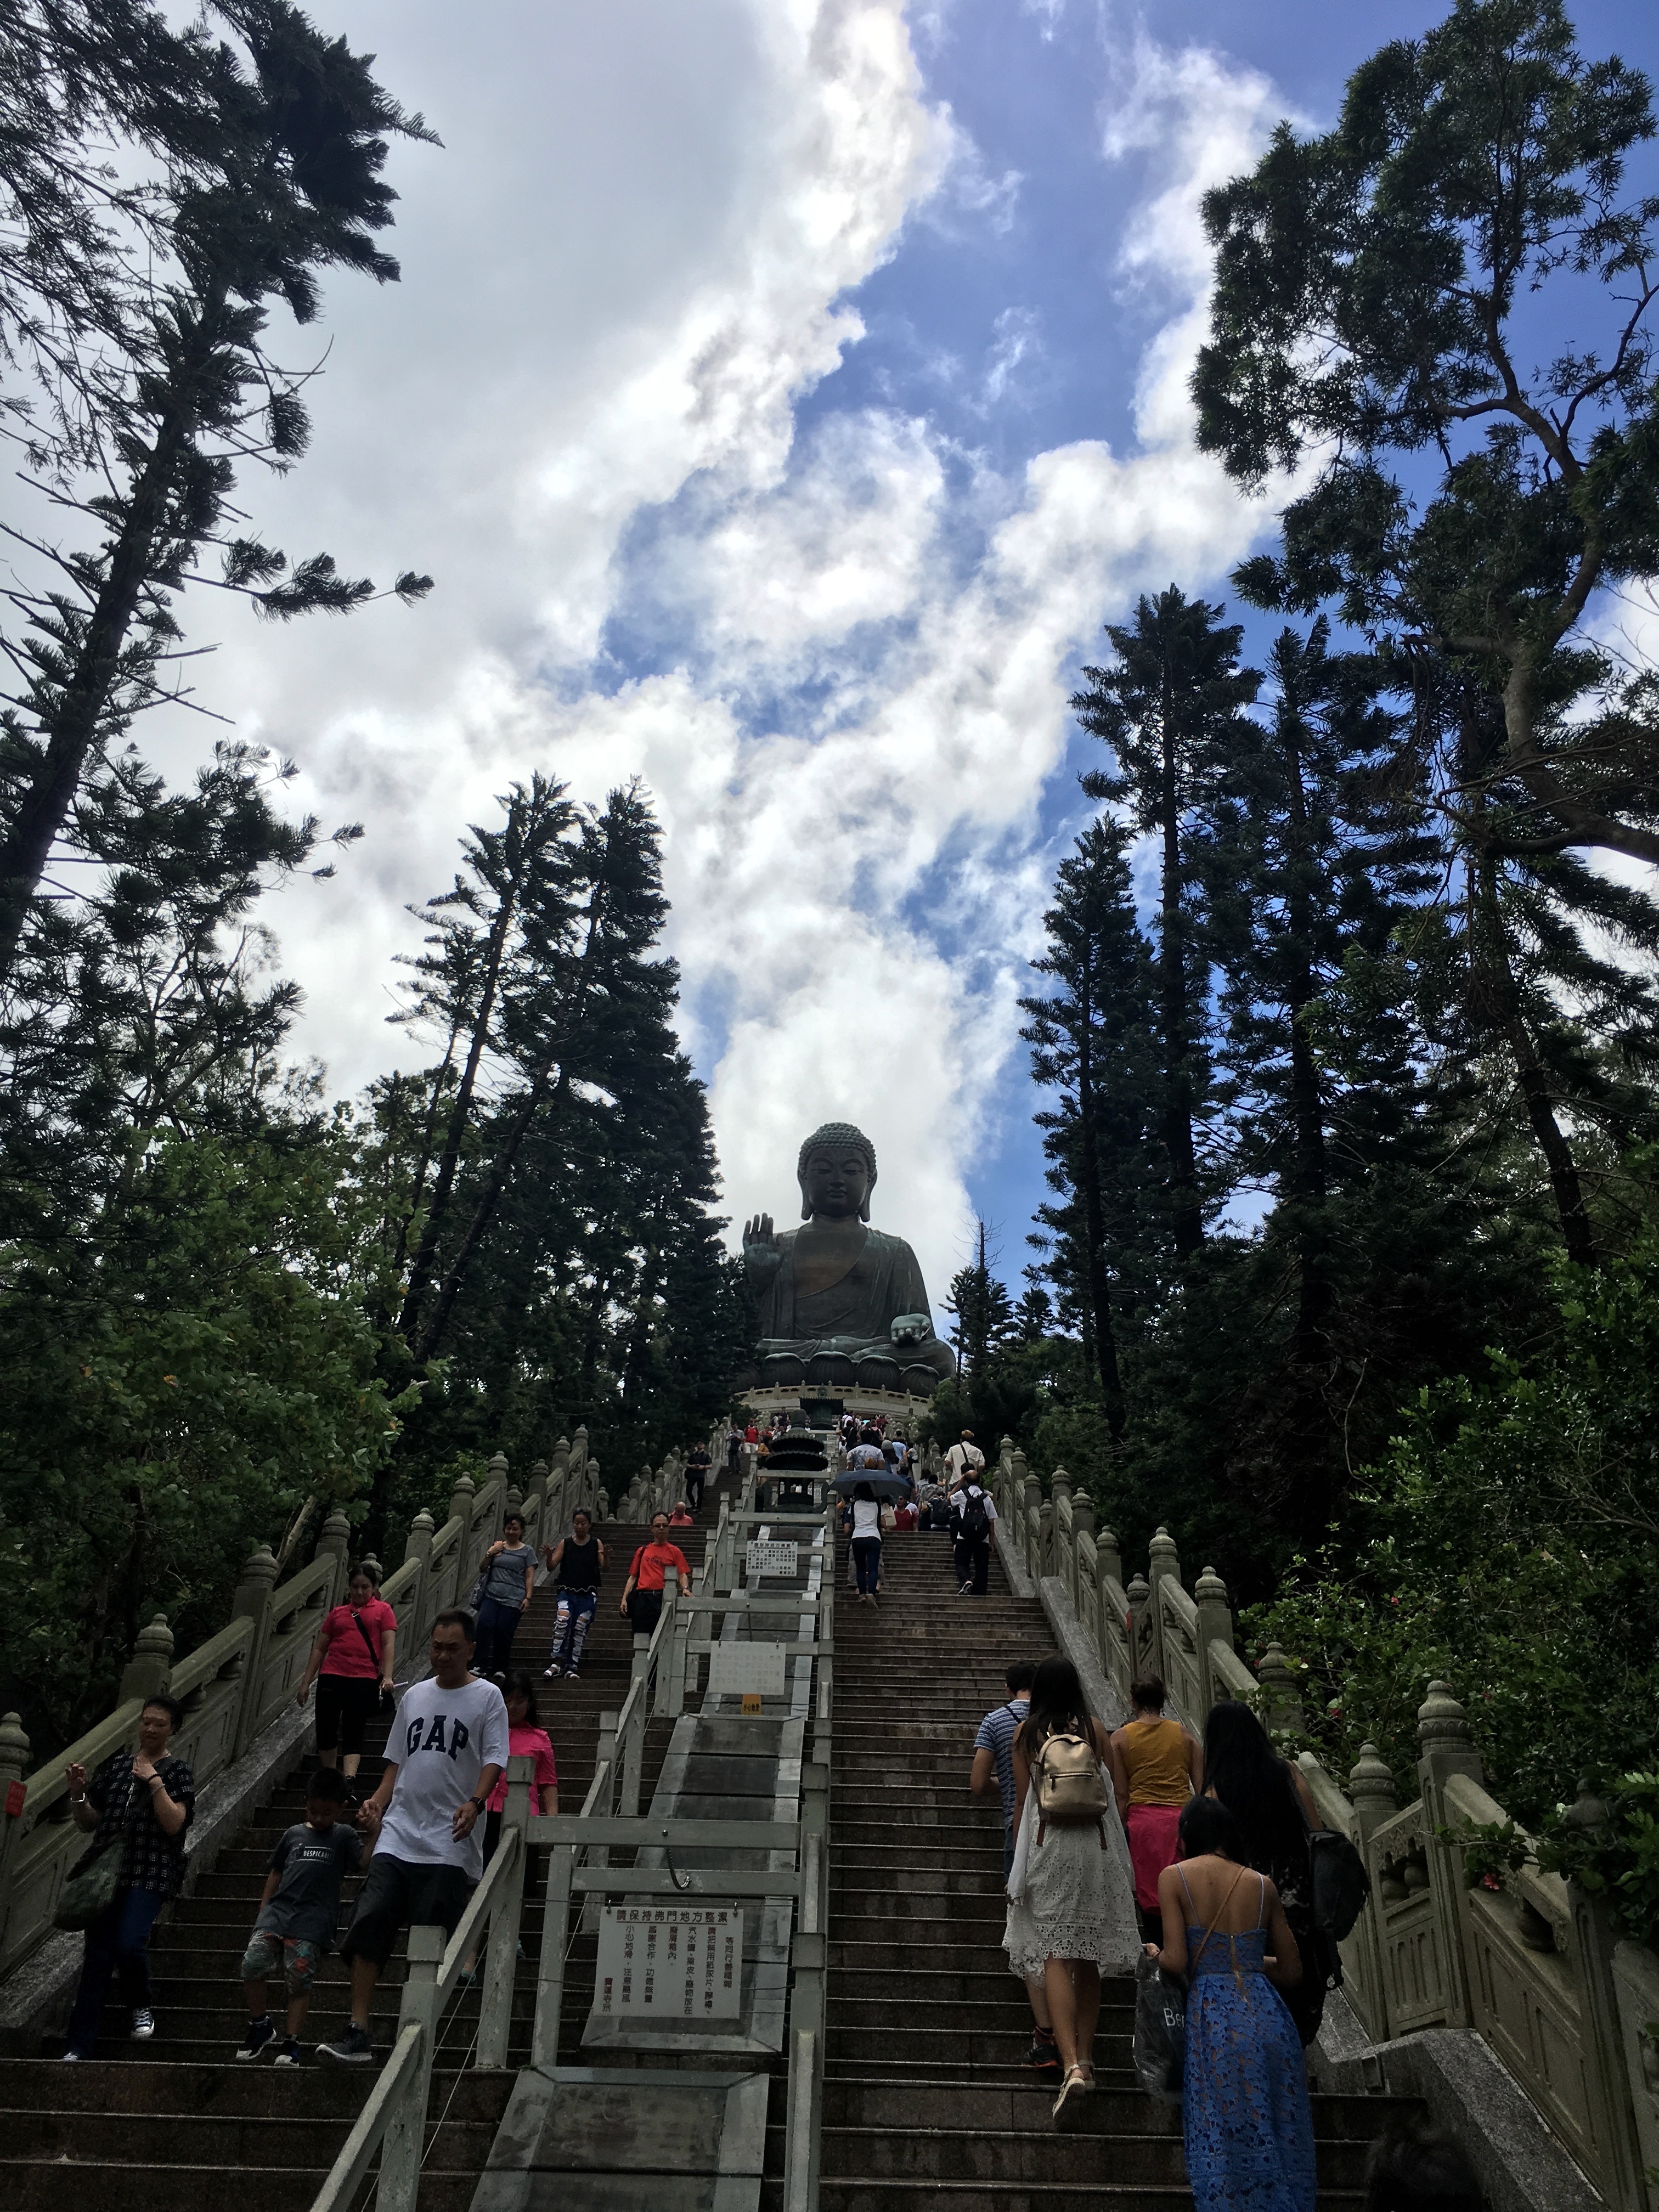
310;1467;837;2212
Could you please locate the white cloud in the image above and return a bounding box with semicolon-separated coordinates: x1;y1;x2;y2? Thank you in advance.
153;1;1286;1322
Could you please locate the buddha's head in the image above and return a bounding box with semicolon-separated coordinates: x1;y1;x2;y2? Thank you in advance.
798;1122;876;1223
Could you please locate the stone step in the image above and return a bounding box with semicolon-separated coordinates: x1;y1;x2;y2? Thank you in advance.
817;2186;1364;2212
0;2158;482;2212
0;2056;495;2119
1;2106;499;2170
821;2125;1376;2188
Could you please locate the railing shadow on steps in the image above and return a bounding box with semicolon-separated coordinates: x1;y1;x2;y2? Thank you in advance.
308;1465;836;2212
0;1432;613;1994
989;1437;1659;2212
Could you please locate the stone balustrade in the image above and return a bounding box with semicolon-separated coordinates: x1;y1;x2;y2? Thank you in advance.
0;1434;607;1987
988;1439;1659;2211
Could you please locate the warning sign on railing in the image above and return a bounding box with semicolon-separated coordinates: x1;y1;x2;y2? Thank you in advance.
745;1539;798;1578
708;1642;787;1698
594;1905;743;2018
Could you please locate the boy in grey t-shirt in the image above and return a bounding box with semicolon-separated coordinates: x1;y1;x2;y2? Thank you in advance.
239;1766;367;2064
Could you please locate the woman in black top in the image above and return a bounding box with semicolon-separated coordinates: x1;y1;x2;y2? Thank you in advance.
543;1508;606;1680
61;1693;195;2057
1201;1700;1326;2045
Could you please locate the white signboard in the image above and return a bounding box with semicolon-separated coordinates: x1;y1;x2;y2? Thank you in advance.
708;1641;787;1698
595;1906;743;2019
746;1539;798;1579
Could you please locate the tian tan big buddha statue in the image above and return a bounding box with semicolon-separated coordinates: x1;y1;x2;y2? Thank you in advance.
738;1121;956;1396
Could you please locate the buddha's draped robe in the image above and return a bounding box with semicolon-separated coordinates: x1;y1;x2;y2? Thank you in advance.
752;1228;953;1375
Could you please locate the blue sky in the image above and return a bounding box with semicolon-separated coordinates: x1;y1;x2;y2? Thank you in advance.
198;0;1658;1322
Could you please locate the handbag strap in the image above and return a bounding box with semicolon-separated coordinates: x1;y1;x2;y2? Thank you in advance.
348;1607;382;1671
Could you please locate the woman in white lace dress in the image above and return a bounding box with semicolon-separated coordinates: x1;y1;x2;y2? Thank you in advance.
1004;1656;1140;2115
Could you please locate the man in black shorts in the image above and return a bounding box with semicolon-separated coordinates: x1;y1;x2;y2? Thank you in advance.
317;1611;508;2064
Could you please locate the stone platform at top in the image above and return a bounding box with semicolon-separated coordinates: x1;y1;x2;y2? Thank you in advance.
733;1119;956;1400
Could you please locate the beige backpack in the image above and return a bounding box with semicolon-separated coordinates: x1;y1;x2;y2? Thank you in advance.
1032;1729;1110;1839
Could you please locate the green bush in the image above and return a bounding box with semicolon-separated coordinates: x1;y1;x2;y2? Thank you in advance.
1245;1232;1659;1841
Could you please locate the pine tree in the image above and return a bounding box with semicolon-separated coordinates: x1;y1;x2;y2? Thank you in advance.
1019;817;1160;1431
1070;590;1258;1257
946;1223;1017;1383
1203;619;1440;1358
1195;0;1659;867
0;1;433;980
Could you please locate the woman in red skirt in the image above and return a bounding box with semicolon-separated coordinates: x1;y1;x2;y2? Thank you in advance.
1111;1675;1201;1943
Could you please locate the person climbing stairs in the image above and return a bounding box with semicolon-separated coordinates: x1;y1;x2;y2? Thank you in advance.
822;1519;1425;2207
0;1481;716;2211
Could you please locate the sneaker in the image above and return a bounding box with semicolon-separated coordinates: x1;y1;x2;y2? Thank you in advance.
958;1582;973;1595
273;2038;302;2066
565;1667;581;1681
59;2051;83;2062
544;1662;562;1679
238;2015;276;2062
317;2023;375;2066
1027;2030;1061;2073
129;2007;155;2040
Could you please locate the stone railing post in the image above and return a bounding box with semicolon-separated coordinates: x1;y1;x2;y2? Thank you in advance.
1558;1786;1650;2212
571;1427;590;1508
1256;1643;1306;1736
1348;1742;1399;1841
0;1709;31;1956
119;1615;176;1708
1193;1565;1233;1715
1415;1681;1480;2027
1021;1469;1041;1578
316;1508;352;1602
1096;1522;1124;1591
1347;1743;1401;2042
1126;1573;1152;1684
1146;1527;1180;1678
230;1543;281;1757
505;1481;523;1525
1070;1489;1095;1624
402;1508;436;1645
1051;1470;1075;1604
448;1470;477;1535
486;1449;510;1503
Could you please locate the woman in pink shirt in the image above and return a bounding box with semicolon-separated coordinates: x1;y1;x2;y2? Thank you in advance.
295;1566;397;1790
462;1669;557;1979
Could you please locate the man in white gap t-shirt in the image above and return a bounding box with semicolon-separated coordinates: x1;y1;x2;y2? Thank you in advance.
318;1610;509;2064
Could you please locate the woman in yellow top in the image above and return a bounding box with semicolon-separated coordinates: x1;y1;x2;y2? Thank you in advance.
1110;1675;1203;1940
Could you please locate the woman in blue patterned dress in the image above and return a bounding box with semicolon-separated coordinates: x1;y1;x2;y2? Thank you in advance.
1148;1796;1316;2212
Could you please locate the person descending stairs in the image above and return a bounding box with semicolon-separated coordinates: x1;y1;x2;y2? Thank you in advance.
0;1468;724;2212
823;1520;1425;2208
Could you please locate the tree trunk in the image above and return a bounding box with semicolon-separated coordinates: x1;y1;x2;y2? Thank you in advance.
1073;969;1126;1435
396;881;518;1346
1281;712;1330;1361
413;867;609;1365
0;279;230;981
1158;665;1203;1258
1475;853;1596;1267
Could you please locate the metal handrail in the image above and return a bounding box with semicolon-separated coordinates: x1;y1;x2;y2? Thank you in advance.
307;1782;529;2212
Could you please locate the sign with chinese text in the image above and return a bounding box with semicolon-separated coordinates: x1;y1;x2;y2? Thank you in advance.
594;1906;742;2019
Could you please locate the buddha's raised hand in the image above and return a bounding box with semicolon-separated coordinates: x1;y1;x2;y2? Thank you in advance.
742;1214;781;1283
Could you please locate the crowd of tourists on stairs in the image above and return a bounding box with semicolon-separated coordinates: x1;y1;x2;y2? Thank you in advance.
964;1638;1485;2212
49;1460;711;2068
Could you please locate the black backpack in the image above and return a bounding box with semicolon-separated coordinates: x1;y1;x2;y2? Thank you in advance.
1310;1828;1370;1942
959;1489;990;1543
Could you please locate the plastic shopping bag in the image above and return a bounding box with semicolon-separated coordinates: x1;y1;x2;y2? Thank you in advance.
1132;1947;1186;2103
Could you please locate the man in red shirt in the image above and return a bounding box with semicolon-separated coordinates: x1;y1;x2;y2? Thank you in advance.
620;1513;691;1638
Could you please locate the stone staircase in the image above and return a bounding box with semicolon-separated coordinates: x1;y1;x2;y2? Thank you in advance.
0;1497;699;2211
823;1522;1423;2208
